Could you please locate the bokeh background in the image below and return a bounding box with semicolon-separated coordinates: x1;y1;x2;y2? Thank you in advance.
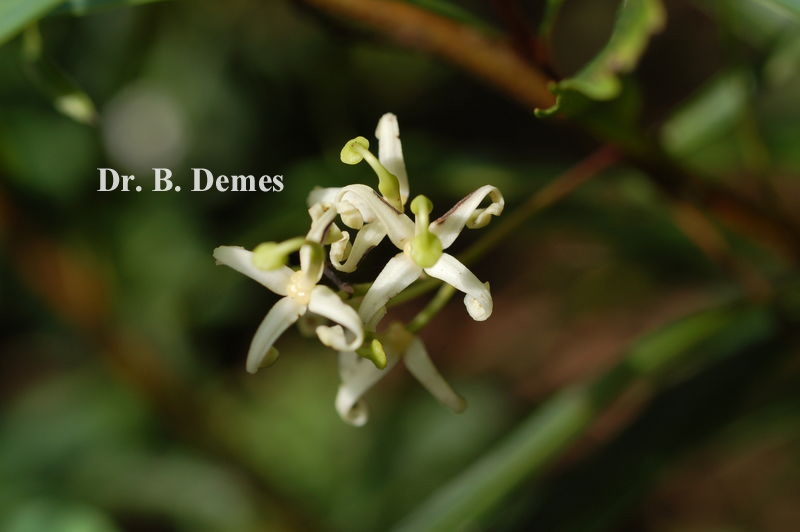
2;0;800;530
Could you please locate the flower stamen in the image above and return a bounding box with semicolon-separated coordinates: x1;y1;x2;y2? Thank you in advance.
341;136;403;211
252;237;306;271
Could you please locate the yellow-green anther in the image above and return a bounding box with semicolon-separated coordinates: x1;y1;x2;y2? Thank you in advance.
340;136;370;164
252;237;306;270
410;195;442;268
340;136;402;210
357;338;388;369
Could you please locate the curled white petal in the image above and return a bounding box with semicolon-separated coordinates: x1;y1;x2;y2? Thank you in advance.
358;253;421;330
336;185;414;249
213;246;293;296
375;113;409;206
337;199;365;230
329;229;351;267
330;222;386;273
404;336;466;413
308;285;364;351
424;253;492;321
246;297;305;374
429;185;505;249
307;187;341;207
305;204;338;243
336;349;398;426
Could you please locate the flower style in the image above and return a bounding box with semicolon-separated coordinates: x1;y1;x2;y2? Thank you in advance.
336;323;466;426
213;205;364;373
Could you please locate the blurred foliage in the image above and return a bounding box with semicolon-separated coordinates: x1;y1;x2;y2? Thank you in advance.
1;1;800;531
536;0;665;116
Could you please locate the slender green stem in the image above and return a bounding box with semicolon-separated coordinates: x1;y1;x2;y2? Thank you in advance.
406;284;455;333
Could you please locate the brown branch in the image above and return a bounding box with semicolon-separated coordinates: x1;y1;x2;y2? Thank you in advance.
299;0;556;109
669;200;771;300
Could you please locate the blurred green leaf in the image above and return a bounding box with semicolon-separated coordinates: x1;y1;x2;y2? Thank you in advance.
70;451;261;530
21;25;97;125
539;0;566;40
393;303;775;532
50;0;166;16
3;501;120;532
707;0;800;46
661;71;749;158
0;0;63;46
760;0;800;18
405;0;494;31
536;0;665;116
537;77;647;153
0;108;97;201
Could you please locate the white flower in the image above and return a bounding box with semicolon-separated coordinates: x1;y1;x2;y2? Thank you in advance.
213;206;364;373
310;113;504;330
336;323;465;426
339;183;503;329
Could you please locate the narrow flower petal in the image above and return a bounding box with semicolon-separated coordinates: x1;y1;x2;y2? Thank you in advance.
213;246;293;296
403;336;466;412
429;185;505;249
424;253;493;321
359;253;421;329
375;113;409;206
308;285;364;351
330;222;386;273
337;185;415;248
329;229;351;268
336;349;398;426
298;206;338;284
246;297;305;374
404;336;466;413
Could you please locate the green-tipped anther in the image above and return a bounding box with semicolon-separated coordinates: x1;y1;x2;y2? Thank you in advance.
410;195;442;268
340;135;402;210
357;338;388;369
340;136;370;164
252;237;306;271
252;242;286;270
410;195;433;217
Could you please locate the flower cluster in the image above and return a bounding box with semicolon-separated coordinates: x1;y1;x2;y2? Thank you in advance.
214;114;504;425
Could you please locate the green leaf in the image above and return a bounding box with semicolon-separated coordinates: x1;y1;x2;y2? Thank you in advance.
21;25;98;125
536;0;666;116
760;0;800;18
3;501;120;532
392;303;774;532
0;0;64;46
50;0;167;16
405;0;494;31
660;71;749;157
538;0;567;40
